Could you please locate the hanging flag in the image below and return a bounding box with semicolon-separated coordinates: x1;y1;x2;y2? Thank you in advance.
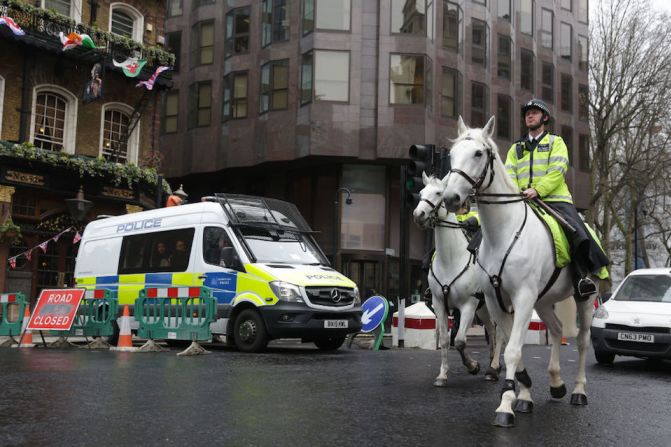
136;66;170;90
24;250;32;261
73;231;82;244
53;233;60;243
113;57;147;78
8;257;16;269
39;241;49;253
59;31;96;51
0;16;25;36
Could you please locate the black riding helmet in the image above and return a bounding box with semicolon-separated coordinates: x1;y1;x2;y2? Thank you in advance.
521;98;551;124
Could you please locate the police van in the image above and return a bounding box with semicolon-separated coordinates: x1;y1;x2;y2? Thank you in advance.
74;194;362;352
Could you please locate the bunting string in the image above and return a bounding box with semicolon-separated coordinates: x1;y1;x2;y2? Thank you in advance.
6;227;81;269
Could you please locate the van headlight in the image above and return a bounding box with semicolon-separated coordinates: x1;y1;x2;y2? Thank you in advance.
353;287;361;305
593;306;609;320
269;281;304;303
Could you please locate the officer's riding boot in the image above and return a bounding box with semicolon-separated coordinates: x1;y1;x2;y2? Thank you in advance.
572;263;597;301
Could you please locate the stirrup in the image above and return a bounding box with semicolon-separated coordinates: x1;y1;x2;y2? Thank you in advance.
577;278;597;298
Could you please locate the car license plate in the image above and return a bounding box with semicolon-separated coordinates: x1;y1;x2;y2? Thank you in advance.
324;320;348;329
617;332;654;343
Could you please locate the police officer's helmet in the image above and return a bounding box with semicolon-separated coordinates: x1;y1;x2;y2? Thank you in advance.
173;184;188;198
521;99;551;122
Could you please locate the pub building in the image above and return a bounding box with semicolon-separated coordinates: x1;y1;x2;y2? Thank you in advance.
0;0;174;301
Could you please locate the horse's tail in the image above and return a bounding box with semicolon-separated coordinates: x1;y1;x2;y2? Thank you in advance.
555;299;579;337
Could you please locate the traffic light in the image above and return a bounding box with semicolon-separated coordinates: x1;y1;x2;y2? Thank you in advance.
405;144;436;209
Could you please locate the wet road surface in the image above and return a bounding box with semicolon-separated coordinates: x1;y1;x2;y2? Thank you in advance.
0;339;670;446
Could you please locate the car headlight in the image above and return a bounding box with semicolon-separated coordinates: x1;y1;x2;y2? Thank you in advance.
593;305;609;320
269;281;304;303
353;287;361;305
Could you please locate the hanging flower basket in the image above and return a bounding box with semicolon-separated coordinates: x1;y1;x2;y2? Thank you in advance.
0;216;22;245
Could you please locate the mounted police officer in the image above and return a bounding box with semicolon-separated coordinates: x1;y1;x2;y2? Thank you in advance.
504;99;609;299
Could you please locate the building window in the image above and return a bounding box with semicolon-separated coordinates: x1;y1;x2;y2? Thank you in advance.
191;21;214;67
300;52;313;104
260;60;289;113
471;19;488;67
443;1;462;52
315;50;350;102
471;82;488;128
578;35;588;71
521;0;533;36
498;0;511;20
425;57;433;111
579;134;590;172
391;0;425;35
341;165;386;251
167;0;182;17
520;49;534;92
192;0;215;8
560;22;572;61
579;84;589;121
100;103;138;164
44;0;71;16
541;62;554;103
497;34;511;79
441;67;461;118
166;31;181;72
163;90;179;134
30;85;77;153
188;82;212;128
497;95;512;140
578;0;588;23
316;0;351;31
390;54;425;105
225;8;250;59
541;8;553;49
302;0;314;34
561;126;573;167
561;0;572;11
223;72;248;121
262;0;289;47
110;3;144;42
561;74;572;112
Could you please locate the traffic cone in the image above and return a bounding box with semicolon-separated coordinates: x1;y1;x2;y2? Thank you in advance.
561;336;568;345
19;306;35;348
110;305;136;352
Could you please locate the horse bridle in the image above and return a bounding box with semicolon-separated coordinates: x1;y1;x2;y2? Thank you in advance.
419;197;465;230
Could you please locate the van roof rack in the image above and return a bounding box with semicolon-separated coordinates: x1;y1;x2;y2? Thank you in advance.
213;193;315;233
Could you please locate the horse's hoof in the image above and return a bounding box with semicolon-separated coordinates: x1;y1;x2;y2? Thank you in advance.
513;399;534;413
550;384;567;399
484;367;499;381
570;393;588;406
492;412;515;428
468;362;481;375
433;378;449;387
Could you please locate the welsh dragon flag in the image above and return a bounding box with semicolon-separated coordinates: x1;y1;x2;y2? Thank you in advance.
59;32;96;50
113;57;147;78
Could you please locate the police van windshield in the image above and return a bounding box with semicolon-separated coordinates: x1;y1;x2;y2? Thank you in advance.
238;227;327;265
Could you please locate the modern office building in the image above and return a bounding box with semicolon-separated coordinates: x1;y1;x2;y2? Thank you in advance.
161;0;590;299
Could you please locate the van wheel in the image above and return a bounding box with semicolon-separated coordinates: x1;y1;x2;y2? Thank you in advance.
233;309;268;353
594;349;615;364
314;336;346;351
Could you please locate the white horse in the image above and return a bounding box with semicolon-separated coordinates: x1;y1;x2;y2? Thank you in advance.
413;172;503;386
441;116;595;428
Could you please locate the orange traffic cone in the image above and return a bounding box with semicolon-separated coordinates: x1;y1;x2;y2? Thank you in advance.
561;336;568;345
19;306;35;348
111;305;136;352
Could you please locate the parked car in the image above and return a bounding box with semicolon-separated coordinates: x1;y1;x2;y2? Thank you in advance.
591;268;671;364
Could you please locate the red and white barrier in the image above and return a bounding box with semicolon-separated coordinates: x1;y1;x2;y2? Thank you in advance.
0;293;17;303
145;287;202;298
392;302;438;350
84;289;107;299
524;310;549;345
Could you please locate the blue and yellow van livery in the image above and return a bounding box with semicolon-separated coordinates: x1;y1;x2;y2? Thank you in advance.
75;195;362;352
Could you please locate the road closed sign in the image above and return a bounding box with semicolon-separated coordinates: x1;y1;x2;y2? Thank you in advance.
27;289;85;331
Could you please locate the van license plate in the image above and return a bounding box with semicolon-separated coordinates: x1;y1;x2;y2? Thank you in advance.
617;332;654;343
324;320;348;329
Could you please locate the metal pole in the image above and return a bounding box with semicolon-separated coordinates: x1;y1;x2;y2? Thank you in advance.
634;207;638;270
333;191;339;268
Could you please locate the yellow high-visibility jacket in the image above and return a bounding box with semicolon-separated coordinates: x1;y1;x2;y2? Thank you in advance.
504;133;573;203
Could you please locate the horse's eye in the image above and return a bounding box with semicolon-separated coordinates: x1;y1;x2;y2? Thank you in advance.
475;150;483;157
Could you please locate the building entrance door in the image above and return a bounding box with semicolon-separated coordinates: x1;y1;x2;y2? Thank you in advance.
343;260;381;300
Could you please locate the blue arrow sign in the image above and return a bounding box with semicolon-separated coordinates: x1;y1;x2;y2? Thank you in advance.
361;295;389;333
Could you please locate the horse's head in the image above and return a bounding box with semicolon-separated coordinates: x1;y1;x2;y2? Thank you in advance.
413;171;448;228
443;115;497;211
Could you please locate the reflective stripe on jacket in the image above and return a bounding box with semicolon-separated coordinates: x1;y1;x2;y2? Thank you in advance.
504;134;573;203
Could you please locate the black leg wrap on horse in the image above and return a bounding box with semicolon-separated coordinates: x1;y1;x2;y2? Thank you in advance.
515;369;532;389
550;383;567;399
500;379;516;397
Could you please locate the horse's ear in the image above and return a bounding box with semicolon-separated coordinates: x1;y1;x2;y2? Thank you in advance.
422;170;430;185
483;115;496;139
457;115;468;136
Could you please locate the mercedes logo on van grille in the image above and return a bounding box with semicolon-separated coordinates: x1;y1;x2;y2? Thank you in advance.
330;288;342;303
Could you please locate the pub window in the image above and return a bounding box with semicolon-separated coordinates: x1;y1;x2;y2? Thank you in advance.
560;22;572;61
262;0;289;47
223;72;248;121
561;73;573;112
11;196;38;218
110;3;144;42
471;82;488;128
225;8;251;58
162;90;179;134
100;103;139;164
42;0;81;21
441;67;461;118
31;85;77;154
541;8;553;49
188;81;212;128
541;62;554;103
390;54;425;105
471;19;488;67
260;60;289;113
521;0;534;36
315;50;350;102
167;0;182;17
497;34;511;80
520;49;534;92
443;1;462;52
300;51;313;104
119;228;195;274
391;0;426;35
497;94;512;140
316;0;351;31
166;32;181;72
191;20;214;67
0;75;4;140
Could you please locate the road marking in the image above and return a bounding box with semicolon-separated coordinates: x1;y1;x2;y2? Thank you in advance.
568;359;576;362
533;356;541;359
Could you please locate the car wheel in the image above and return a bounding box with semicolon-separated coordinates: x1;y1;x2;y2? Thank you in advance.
233;309;269;353
314;336;346;351
594;348;615;364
